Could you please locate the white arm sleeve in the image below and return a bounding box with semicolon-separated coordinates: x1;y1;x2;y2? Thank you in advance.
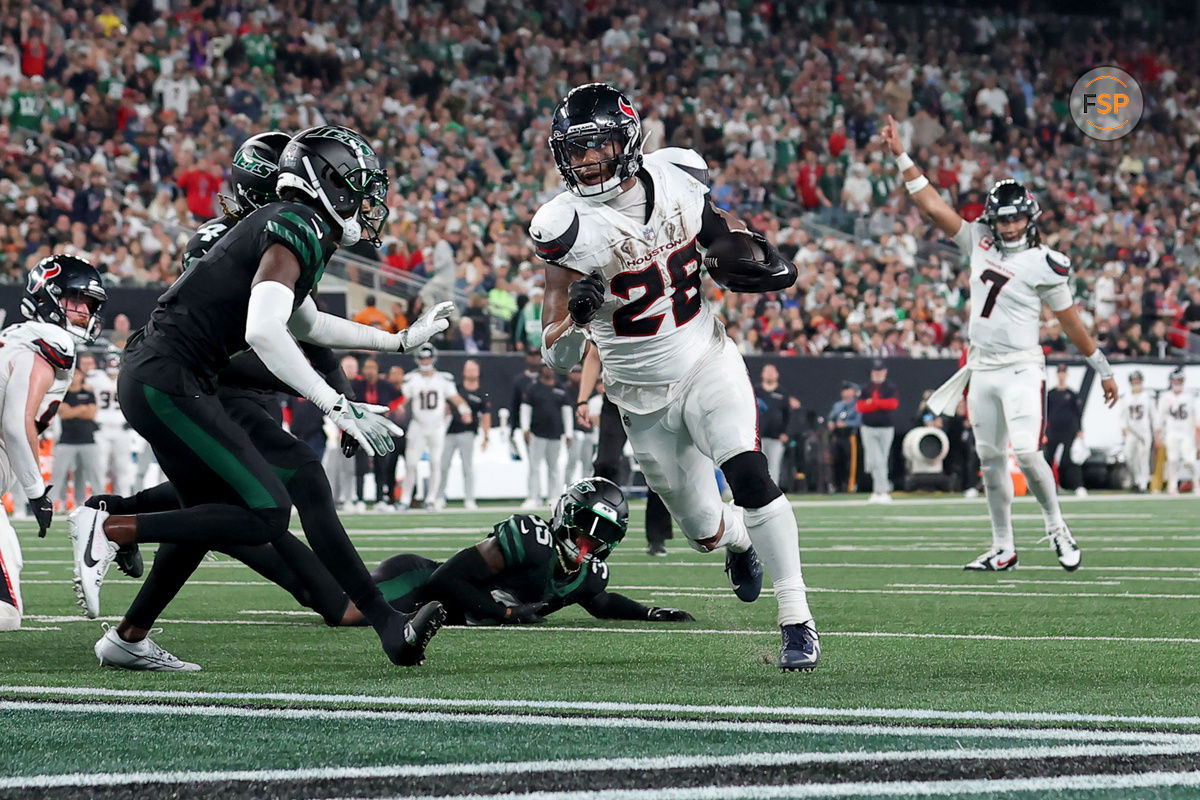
3;351;47;498
519;403;532;432
951;220;973;252
245;282;341;413
1037;283;1074;312
543;325;587;372
287;295;397;351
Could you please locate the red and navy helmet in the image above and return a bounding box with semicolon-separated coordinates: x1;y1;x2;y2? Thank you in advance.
22;255;107;344
548;83;643;202
982;179;1042;254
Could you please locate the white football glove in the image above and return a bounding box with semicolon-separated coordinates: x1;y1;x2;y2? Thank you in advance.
325;395;403;456
396;301;454;352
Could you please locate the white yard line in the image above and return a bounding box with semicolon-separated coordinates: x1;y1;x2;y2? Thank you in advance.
4;743;1200;792
5;685;1200;727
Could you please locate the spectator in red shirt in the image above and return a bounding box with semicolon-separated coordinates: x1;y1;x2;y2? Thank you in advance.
796;151;822;210
177;157;223;221
21;30;46;77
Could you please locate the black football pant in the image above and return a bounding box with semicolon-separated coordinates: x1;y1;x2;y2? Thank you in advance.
371;554;441;615
594;396;672;545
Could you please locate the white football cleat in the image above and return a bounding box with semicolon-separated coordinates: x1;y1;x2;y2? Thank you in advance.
1041;525;1081;572
964;548;1018;571
1074;486;1089;498
0;601;19;631
70;506;117;619
95;624;200;671
463;500;479;511
520;498;541;510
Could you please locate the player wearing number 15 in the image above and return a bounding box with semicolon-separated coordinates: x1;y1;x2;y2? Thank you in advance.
880;115;1118;573
531;83;819;671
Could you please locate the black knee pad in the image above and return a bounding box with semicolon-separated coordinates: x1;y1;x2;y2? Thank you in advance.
721;451;782;509
252;507;291;541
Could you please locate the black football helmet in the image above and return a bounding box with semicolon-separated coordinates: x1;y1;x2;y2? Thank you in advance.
1129;370;1143;385
1171;367;1185;386
549;83;643;201
550;477;628;572
415;343;437;371
276;125;389;247
982;179;1042;255
227;131;291;215
21;255;107;344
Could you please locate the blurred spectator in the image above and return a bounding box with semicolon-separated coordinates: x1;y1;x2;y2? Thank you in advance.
353;295;390;330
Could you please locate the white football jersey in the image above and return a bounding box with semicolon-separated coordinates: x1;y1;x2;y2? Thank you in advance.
1156;390;1197;435
1119;391;1154;439
953;221;1073;357
86;369;125;428
402;369;458;429
0;321;75;491
530;148;723;413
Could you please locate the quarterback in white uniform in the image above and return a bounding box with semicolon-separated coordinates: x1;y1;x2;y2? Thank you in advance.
884;115;1118;573
532;83;818;671
0;255;107;630
84;347;136;496
1119;371;1155;492
399;344;471;510
1154;369;1199;496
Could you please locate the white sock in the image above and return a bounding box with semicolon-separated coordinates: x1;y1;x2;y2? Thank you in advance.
741;495;813;626
1015;451;1064;530
719;502;751;552
980;454;1015;552
1168;459;1180;491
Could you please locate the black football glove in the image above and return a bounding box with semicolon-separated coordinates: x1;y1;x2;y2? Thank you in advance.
28;486;53;538
706;231;796;293
647;607;695;622
503;601;549;624
567;271;606;326
340;430;360;458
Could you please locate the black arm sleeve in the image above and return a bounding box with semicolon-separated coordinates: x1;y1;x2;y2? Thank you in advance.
697;202;797;291
580;590;651;620
698;200;734;249
426;546;510;623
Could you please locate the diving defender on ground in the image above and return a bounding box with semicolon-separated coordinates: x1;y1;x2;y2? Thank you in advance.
70;126;452;667
531;83;818;670
892;115;1119;572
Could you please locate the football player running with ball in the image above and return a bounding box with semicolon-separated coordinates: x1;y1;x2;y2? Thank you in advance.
70;126;452;668
885;115;1119;572
531;84;819;671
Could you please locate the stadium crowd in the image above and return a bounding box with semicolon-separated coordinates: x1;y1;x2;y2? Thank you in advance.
2;0;1199;359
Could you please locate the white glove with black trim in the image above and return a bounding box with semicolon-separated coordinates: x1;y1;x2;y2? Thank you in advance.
326;395;403;456
396;301;454;352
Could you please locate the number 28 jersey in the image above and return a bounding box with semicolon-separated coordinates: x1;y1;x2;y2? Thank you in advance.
953;221;1074;358
530;148;721;413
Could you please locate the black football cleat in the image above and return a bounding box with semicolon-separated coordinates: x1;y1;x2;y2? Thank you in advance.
779;620;820;672
114;545;144;579
725;546;763;602
387;601;446;667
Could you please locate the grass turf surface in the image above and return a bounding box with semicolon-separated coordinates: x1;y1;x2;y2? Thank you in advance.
3;493;1200;798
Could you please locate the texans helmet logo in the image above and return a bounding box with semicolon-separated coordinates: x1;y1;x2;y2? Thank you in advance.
618;98;638;122
29;262;61;294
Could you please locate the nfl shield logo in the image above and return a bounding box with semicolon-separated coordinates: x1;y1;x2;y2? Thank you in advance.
642;226;654;242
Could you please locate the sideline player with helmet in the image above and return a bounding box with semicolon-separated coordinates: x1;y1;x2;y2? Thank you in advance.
1154;369;1199;496
69;126;452;668
531;84;818;671
888;115;1119;572
85;347;135;501
399;344;471;510
1;255;107;630
363;477;694;626
1119;371;1154;493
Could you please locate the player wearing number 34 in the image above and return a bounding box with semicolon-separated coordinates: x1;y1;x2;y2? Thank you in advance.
530;83;819;672
885;115;1120;573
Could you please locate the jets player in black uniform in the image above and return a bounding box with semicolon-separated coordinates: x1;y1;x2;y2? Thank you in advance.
71;126;453;669
362;478;694;626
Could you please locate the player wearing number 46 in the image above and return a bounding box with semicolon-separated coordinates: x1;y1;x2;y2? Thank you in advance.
530;83;819;671
885;115;1120;573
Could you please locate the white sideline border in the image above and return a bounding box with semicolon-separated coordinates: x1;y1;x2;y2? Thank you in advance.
4;742;1200;792
5;685;1200;728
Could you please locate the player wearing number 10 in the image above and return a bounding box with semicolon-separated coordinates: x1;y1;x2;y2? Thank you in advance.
880;115;1119;573
531;83;819;671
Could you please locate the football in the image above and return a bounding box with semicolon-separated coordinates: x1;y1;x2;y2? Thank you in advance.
702;232;764;287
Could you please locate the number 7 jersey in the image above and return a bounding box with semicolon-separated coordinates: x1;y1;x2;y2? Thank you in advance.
530;148;720;413
952;221;1074;357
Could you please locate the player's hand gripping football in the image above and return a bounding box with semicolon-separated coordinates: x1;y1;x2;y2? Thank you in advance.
397;301;454;352
568;272;606;326
879;114;904;156
326;395;404;456
1100;377;1119;408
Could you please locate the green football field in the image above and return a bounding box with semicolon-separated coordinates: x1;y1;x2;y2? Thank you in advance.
3;494;1200;799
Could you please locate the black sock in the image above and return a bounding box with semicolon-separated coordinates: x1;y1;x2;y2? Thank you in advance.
124;544;206;630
